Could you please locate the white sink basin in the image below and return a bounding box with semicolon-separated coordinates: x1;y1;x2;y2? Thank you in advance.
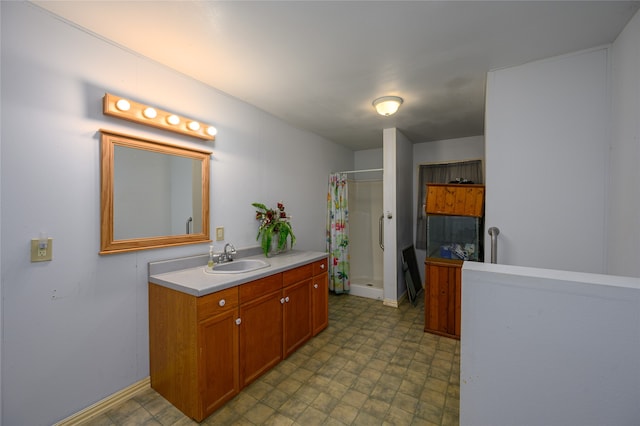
204;258;270;274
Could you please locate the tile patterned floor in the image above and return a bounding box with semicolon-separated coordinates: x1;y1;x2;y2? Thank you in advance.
86;293;460;425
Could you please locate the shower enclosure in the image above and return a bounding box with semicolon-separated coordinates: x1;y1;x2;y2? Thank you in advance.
348;177;384;300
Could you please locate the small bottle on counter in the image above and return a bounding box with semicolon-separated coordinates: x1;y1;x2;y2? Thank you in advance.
207;244;215;269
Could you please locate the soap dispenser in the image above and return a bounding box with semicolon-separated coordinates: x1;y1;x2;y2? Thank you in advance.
207;244;215;269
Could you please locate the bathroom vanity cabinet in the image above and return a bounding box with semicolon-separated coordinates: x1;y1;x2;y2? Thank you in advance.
149;256;328;422
424;183;484;340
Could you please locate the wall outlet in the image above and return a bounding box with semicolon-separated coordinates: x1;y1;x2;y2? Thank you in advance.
215;227;224;241
31;238;53;262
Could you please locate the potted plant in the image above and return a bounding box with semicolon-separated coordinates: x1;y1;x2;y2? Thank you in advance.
252;201;296;256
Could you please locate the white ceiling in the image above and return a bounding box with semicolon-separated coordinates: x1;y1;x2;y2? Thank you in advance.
32;1;640;151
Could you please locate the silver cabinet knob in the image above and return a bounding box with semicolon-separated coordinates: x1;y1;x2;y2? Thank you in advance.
314;284;318;289
285;296;290;303
218;299;226;307
320;264;325;269
280;297;285;304
235;318;241;325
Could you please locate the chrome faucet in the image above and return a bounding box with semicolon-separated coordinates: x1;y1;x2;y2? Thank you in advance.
219;243;236;263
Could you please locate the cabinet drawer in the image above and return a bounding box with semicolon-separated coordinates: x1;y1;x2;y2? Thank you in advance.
239;273;282;304
283;264;313;287
198;287;238;322
312;258;328;276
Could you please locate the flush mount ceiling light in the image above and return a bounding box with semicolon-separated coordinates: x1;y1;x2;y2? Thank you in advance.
103;93;217;141
372;96;403;116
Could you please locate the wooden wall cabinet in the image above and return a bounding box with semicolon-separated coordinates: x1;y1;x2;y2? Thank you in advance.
425;183;485;217
149;258;329;422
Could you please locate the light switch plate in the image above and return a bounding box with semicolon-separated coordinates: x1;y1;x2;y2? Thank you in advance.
31;238;53;262
215;227;224;241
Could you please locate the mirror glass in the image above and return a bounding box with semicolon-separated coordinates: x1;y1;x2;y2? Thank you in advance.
100;130;211;254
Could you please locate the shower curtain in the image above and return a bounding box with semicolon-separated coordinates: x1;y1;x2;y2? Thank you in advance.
326;173;350;293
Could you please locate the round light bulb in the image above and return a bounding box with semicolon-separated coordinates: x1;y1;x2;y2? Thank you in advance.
166;115;180;125
187;121;201;131
143;107;157;119
206;126;218;137
115;99;131;111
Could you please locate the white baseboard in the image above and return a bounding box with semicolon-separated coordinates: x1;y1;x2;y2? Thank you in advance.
54;377;150;426
383;290;408;308
383;298;398;307
349;283;383;300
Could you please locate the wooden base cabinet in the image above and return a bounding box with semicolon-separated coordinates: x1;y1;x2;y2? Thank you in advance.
198;307;240;415
283;263;313;358
424;258;462;339
238;274;283;388
149;284;240;422
311;259;329;336
149;257;329;422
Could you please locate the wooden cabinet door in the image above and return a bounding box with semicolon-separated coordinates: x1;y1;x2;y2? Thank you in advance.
198;308;239;418
424;260;462;339
311;271;328;336
425;185;445;214
283;279;312;358
425;184;484;217
461;186;484;217
239;289;283;387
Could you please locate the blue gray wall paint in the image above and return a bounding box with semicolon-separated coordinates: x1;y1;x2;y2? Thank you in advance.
1;3;352;424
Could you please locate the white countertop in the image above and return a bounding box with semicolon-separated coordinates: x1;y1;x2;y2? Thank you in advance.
149;250;328;297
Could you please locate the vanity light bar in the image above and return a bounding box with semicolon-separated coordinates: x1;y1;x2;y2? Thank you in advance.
103;93;217;141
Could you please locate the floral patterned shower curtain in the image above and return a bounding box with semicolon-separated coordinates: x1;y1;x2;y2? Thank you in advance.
326;173;350;293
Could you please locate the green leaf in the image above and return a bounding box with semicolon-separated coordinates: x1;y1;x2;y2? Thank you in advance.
252;202;268;211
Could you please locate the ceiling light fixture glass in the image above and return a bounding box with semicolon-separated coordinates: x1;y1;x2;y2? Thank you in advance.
143;107;157;119
115;99;131;111
372;96;403;116
166;115;180;125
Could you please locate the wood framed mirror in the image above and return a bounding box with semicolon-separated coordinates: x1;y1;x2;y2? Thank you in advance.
100;130;211;254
